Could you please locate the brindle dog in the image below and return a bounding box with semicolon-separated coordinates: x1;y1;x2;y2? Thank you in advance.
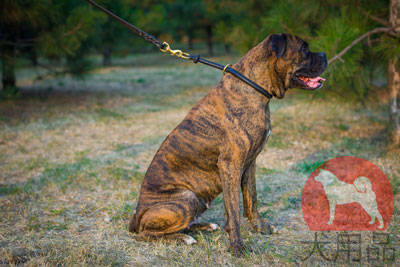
129;33;327;256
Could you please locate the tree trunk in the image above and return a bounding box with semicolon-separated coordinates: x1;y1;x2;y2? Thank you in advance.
29;49;38;66
1;44;16;90
188;30;194;50
388;0;400;145
102;47;112;67
224;44;231;54
206;25;213;56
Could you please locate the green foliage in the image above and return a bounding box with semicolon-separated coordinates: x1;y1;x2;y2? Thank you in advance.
0;0;47;28
295;160;325;174
312;9;370;100
135;4;165;34
373;34;400;62
261;0;320;37
0;0;107;89
38;5;103;58
1;0;103;59
220;0;397;102
66;55;94;76
225;19;264;53
214;0;274;52
90;0;135;60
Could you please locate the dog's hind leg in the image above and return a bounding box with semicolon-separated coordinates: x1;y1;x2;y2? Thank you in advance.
136;204;197;244
134;191;200;244
366;207;384;229
368;215;384;229
360;195;384;229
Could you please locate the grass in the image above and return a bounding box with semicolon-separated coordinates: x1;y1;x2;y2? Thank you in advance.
0;52;399;266
295;160;326;175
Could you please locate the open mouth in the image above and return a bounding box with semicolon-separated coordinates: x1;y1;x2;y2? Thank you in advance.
294;75;326;90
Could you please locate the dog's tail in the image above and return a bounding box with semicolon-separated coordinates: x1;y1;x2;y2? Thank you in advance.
353;176;373;193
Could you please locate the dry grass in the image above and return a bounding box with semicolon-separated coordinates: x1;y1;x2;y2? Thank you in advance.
0;54;399;266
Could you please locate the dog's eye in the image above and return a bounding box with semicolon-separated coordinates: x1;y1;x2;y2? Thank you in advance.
301;44;309;54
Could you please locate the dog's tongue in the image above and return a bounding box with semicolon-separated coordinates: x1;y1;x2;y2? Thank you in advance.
299;76;326;88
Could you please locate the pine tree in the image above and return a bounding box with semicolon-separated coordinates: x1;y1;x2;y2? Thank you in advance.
162;0;204;50
90;0;132;67
0;0;103;94
0;0;47;92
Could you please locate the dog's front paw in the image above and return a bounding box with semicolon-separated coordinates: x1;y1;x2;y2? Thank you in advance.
207;223;220;232
230;242;246;257
182;235;198;245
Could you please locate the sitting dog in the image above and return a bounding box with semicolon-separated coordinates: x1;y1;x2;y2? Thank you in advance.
129;33;327;256
315;169;384;229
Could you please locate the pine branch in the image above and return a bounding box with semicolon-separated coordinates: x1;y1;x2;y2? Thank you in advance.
359;7;390;27
328;26;399;64
63;22;82;37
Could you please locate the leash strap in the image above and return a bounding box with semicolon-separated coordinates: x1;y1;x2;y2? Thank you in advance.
86;0;164;49
85;0;273;99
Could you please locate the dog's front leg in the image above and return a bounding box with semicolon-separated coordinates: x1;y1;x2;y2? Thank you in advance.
218;152;245;256
241;161;272;234
328;202;336;225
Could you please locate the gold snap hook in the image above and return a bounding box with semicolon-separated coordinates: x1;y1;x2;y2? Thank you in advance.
160;42;170;53
160;41;190;60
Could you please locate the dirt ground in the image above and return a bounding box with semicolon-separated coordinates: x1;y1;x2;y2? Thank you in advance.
0;55;399;266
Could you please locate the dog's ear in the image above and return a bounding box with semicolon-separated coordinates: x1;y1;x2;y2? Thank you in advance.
266;33;287;58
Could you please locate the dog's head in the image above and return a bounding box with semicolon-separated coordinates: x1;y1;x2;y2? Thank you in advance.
262;33;327;98
314;169;334;186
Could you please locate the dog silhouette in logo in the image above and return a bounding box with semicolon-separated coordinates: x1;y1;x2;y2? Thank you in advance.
314;169;384;229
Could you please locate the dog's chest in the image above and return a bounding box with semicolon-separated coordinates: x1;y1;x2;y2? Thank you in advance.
247;105;272;158
254;128;271;155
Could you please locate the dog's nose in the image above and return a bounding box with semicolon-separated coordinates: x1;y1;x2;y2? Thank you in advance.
318;52;327;61
318;52;328;68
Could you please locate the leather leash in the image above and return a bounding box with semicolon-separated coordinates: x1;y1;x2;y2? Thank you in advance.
85;0;273;99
